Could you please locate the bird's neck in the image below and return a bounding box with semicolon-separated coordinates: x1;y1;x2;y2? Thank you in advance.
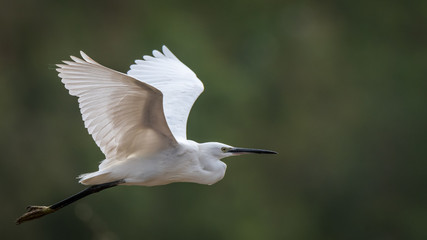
197;155;227;185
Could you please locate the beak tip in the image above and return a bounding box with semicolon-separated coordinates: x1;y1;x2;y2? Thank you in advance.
265;150;278;154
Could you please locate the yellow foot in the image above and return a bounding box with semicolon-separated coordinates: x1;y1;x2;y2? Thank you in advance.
16;205;55;225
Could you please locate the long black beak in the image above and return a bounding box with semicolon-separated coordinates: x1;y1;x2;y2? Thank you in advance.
228;147;278;155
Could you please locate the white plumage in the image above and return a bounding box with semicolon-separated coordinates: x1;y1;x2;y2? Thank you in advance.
56;46;276;186
128;46;204;141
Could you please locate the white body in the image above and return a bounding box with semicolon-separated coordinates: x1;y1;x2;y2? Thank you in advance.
15;46;275;225
83;140;227;186
56;46;235;186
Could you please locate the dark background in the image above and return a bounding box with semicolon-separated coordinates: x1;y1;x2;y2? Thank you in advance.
2;1;427;239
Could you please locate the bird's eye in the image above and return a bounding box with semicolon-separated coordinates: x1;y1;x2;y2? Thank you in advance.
221;147;228;152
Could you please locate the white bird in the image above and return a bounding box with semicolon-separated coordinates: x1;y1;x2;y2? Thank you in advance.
16;46;276;224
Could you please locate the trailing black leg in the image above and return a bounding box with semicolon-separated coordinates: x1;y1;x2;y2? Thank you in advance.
16;180;124;225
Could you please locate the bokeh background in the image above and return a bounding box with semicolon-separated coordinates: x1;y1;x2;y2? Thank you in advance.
1;0;427;239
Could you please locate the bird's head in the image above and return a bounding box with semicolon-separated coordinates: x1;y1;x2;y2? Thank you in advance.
199;142;277;160
195;142;277;185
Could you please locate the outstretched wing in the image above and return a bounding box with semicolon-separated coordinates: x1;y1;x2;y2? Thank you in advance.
127;46;204;141
56;52;177;162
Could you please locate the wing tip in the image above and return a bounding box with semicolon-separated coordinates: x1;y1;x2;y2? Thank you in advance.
161;45;177;59
79;51;98;64
136;45;177;62
57;51;98;67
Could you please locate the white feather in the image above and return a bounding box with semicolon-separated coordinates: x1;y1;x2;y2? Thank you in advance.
127;45;204;141
54;46;272;186
56;51;177;170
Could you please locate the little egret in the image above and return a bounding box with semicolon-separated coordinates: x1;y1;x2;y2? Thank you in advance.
16;46;277;224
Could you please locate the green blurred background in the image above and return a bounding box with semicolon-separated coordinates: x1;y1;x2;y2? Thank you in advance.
2;0;427;239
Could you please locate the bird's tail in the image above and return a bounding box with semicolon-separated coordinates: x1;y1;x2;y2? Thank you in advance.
78;171;113;185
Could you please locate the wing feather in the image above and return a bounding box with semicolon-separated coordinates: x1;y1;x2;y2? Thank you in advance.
56;52;177;163
127;46;204;140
